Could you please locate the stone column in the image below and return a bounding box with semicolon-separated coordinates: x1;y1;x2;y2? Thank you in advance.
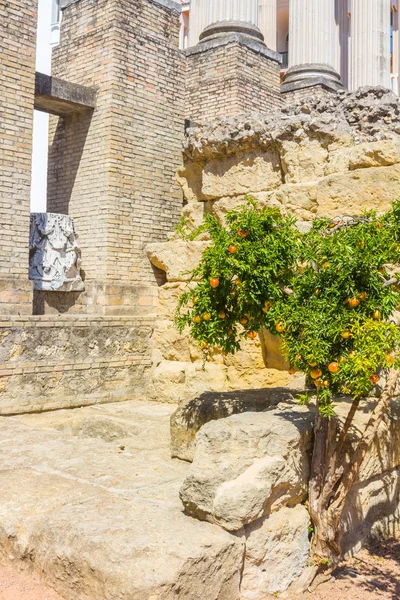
350;0;391;90
258;0;277;51
282;0;343;94
336;0;350;89
188;0;208;48
206;0;259;26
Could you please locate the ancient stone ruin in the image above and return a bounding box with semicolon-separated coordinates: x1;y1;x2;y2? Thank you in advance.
1;0;400;598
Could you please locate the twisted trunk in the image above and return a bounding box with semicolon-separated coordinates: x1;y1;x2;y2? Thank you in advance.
292;369;399;593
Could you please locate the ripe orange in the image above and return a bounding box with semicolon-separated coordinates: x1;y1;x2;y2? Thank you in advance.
193;315;201;324
288;367;297;374
240;317;248;325
314;378;323;387
310;368;323;379
276;322;285;333
201;342;208;349
228;245;237;254
386;353;395;365
309;362;317;367
218;312;226;319
210;278;220;288
370;374;379;384
237;228;249;239
247;331;257;340
203;313;211;321
342;331;351;339
328;362;339;374
348;297;360;309
373;310;382;320
323;380;330;388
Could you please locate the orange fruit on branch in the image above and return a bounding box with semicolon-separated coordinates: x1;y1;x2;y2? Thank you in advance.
370;374;380;384
247;331;257;340
210;278;220;288
193;315;201;324
310;368;323;380
203;313;211;321
348;297;360;308
328;362;339;374
342;331;351;339
373;310;382;321
228;245;237;254
218;312;226;319
276;322;285;333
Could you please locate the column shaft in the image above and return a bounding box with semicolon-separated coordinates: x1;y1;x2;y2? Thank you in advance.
289;0;337;68
258;0;277;51
207;0;259;26
188;0;208;48
335;0;350;88
350;0;391;90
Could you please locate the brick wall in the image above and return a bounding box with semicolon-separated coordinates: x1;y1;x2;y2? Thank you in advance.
0;0;37;313
185;38;282;123
0;315;154;414
47;0;186;295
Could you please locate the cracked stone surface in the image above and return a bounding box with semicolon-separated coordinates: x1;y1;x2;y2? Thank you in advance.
0;401;244;600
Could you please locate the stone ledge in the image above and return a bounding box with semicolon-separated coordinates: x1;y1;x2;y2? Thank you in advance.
61;0;182;13
34;72;96;116
185;32;282;64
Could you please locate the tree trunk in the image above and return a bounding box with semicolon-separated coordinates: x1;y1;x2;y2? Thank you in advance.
292;369;400;593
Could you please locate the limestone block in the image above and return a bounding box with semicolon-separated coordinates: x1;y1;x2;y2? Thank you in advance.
348;139;400;171
225;365;292;391
152;320;191;362
272;163;400;220
281;140;328;184
202;151;282;200
180;406;313;530
241;505;310;598
147;360;228;404
176;161;205;202
170;388;299;462
157;282;194;319
146;240;210;282
259;329;290;371
182;202;205;228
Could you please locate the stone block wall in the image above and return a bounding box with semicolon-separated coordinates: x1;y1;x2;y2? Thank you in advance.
185;35;282;123
180;88;400;224
47;0;185;313
0;0;37;314
0;315;153;415
146;243;294;404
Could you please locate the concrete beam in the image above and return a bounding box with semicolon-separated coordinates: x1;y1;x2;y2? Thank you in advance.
34;72;96;116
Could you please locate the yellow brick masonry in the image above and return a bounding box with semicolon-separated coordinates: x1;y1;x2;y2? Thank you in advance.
0;0;37;313
47;0;186;290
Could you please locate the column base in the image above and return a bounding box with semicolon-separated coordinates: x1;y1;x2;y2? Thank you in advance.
281;63;343;95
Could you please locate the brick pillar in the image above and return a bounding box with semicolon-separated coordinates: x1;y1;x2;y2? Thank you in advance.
46;0;185;316
185;21;282;123
0;0;37;314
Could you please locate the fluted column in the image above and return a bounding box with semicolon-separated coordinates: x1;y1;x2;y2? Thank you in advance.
282;0;342;93
289;0;337;67
258;0;277;51
206;0;259;27
188;0;208;48
335;0;350;88
350;0;391;90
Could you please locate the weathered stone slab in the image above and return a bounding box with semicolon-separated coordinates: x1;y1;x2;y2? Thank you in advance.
241;505;310;598
34;72;96;116
170;387;301;462
146;240;210;281
0;401;244;600
180;405;314;530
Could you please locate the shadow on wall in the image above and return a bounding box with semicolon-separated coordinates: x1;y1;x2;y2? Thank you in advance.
47;111;92;215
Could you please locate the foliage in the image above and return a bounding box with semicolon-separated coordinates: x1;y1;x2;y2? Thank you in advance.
175;197;400;415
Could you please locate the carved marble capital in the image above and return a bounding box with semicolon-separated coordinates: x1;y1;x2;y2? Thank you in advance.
29;213;84;292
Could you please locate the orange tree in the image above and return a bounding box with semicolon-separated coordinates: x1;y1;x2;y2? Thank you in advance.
175;198;400;585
